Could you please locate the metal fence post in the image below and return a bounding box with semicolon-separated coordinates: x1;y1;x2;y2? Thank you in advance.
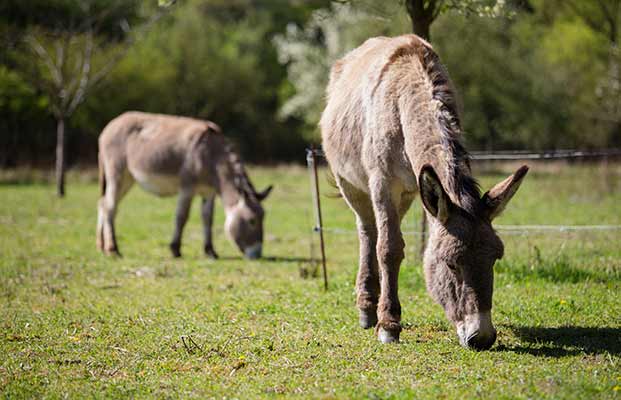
307;147;328;291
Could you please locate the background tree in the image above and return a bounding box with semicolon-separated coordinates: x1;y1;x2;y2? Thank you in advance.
552;0;620;146
7;0;167;196
75;0;331;161
402;0;509;40
274;3;406;139
275;0;513;141
1;0;620;175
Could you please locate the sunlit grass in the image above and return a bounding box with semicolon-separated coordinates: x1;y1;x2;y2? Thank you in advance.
1;164;620;398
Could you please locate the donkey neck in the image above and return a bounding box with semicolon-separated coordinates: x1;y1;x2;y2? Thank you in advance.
216;170;242;211
215;157;244;211
213;145;260;213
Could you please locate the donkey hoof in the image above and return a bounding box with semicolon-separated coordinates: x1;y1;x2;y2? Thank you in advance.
378;327;400;344
205;247;219;259
359;311;378;329
169;243;181;258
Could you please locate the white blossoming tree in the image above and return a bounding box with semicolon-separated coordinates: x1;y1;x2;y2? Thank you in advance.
274;0;508;139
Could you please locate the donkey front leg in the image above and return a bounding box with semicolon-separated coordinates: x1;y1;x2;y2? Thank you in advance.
201;196;219;259
336;179;380;329
370;180;405;343
170;188;194;258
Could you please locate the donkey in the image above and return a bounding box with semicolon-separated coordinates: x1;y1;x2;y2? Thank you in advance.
320;35;528;350
97;111;272;259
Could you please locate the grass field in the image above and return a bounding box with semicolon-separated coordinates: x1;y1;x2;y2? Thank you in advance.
1;164;620;399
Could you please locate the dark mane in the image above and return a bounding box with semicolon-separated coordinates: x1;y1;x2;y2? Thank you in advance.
419;42;481;211
224;142;259;201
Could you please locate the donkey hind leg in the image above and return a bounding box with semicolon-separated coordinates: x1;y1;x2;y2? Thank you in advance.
201;195;218;259
337;178;380;330
97;199;105;251
99;170;133;256
169;188;194;258
369;176;405;343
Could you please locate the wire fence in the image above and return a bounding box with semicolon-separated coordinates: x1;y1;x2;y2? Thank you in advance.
308;148;621;161
305;148;621;285
317;224;621;236
470;148;621;161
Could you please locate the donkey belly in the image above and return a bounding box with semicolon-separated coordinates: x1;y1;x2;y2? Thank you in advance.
130;168;180;197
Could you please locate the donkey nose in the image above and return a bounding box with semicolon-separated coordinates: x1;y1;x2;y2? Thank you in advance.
244;243;262;259
458;311;496;350
465;329;497;351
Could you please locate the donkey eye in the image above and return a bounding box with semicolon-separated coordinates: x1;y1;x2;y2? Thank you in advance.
447;263;457;271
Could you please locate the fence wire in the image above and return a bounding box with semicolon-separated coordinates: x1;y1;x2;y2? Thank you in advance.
309;148;621;161
316;224;621;237
305;148;621;270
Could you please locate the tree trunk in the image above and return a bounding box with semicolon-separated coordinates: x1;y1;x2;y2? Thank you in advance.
55;116;66;197
404;0;435;41
412;17;431;41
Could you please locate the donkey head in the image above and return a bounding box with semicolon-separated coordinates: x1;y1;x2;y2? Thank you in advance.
224;185;273;259
419;164;528;350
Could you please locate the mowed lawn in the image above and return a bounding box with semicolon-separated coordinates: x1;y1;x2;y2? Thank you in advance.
1;164;620;399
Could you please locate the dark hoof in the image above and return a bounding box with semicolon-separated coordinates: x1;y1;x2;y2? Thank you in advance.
378;327;400;343
359;310;378;329
205;247;219;259
169;243;181;258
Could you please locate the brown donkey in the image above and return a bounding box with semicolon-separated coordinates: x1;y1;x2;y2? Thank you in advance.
97;112;272;259
320;35;528;350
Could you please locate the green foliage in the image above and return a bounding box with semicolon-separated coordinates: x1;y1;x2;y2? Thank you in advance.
439;0;511;17
432;14;573;149
0;65;51;166
1;0;620;166
274;2;409;140
0;66;47;114
0;0;143;40
74;0;316;161
1;165;620;397
276;0;621;149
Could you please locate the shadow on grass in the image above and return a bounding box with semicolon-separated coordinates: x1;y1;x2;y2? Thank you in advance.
496;326;621;357
262;256;314;263
216;256;313;263
215;256;244;261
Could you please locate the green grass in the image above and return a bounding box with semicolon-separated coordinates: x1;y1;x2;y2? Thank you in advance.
1;164;620;399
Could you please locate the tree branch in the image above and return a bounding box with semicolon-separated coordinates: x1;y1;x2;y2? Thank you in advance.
67;31;94;115
25;35;62;87
89;6;169;88
566;0;609;39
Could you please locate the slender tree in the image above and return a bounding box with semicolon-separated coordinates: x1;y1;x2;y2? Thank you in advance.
336;0;510;40
402;0;511;40
19;0;170;197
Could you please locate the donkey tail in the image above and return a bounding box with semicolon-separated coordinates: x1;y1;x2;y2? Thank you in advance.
98;151;106;196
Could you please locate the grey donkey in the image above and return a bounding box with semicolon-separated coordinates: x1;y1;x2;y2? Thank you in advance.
320;35;528;350
97;112;272;259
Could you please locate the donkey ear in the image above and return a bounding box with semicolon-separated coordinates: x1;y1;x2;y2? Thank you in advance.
418;164;452;224
256;185;273;201
482;165;529;221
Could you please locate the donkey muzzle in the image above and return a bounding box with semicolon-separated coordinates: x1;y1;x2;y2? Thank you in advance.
457;311;497;351
244;243;262;259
